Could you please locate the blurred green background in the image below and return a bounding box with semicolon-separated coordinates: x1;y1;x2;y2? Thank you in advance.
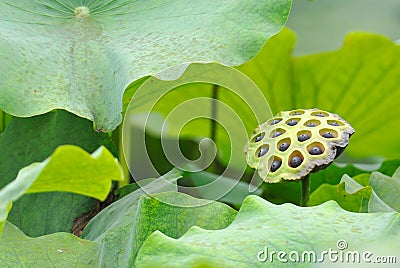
287;0;400;55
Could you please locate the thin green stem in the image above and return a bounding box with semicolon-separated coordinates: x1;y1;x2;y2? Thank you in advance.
210;84;218;143
209;84;221;173
300;174;310;207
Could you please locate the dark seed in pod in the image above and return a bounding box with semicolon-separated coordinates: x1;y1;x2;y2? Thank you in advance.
278;142;290;152
314;113;326;117
306;122;317;127
271;131;283;138
298;133;310;142
257;147;268;157
287;120;298;126
270;119;281;125
270;160;282;172
290;156;303;168
329;121;340;126
309;146;323;155
292;112;302;115
254;133;264;142
322;132;334;138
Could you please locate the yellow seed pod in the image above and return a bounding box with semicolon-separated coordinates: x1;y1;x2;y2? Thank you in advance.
244;108;354;183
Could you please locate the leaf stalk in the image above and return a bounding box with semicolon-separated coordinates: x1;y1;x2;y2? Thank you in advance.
300;174;310;207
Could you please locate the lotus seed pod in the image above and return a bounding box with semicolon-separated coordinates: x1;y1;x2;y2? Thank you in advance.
244;108;354;183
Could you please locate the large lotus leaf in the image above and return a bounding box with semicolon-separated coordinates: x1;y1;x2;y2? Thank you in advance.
310;167;400;213
0;0;292;131
0;110;117;237
9;191;97;237
0;221;99;267
0;145;123;234
309;158;400;192
136;195;400;267
368;168;400;212
82;174;237;267
309;174;372;212
82;170;181;238
237;28;400;159
81;170;180;268
261;159;399;205
131;192;237;262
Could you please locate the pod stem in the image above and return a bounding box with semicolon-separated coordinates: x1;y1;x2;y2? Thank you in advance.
209;84;221;173
300;174;310;207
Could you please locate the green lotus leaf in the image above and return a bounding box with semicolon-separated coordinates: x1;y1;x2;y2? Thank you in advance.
136;195;400;267
0;0;291;131
257;157;399;206
309;174;372;212
82;173;237;267
0;110;117;237
0;145;123;233
309;158;400;192
368;167;400;212
0;221;99;267
310;166;400;213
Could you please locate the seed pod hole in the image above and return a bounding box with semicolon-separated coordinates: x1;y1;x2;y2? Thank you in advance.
269;156;282;172
307;142;325;155
288;151;304;168
269;118;282;125
304;120;320;127
327;120;343;127
320;128;338;139
278;138;291;152
256;145;269;158
252;132;265;143
289;110;304;116
297;130;311;142
311;111;329;117
286;118;300;126
270;128;285;138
